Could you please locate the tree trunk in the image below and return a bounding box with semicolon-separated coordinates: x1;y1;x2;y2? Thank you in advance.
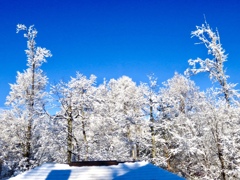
0;158;3;178
67;113;73;163
221;80;230;106
82;117;88;160
215;128;226;180
150;99;156;159
25;121;32;160
211;120;226;180
24;61;35;165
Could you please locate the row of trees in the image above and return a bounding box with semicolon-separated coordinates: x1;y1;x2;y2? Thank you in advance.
0;22;240;179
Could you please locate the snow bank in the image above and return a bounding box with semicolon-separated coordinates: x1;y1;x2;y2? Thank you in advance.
9;161;184;180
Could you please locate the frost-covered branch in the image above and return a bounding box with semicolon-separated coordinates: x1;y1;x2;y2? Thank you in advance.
17;24;52;69
185;21;238;104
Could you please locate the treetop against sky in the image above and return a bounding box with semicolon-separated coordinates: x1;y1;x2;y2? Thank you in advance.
1;0;240;107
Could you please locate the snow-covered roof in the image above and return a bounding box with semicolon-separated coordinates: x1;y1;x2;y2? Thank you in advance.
9;161;184;180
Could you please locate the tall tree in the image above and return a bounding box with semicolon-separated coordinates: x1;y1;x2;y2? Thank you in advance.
1;24;51;173
185;21;240;179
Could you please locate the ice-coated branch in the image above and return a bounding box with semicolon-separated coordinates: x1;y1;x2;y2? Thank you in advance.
16;24;27;33
16;24;52;69
185;21;238;104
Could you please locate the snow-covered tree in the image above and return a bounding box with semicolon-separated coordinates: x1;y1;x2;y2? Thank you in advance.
105;76;145;160
185;21;238;104
87;78;118;160
156;73;205;176
195;90;240;180
51;72;96;163
0;24;51;176
185;21;240;179
139;75;159;162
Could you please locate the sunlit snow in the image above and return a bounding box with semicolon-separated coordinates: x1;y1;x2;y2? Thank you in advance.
9;161;184;180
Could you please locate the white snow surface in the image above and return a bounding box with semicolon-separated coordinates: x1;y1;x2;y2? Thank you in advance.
9;161;184;180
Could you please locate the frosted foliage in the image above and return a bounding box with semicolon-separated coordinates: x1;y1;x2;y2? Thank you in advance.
6;69;48;107
108;76;143;122
3;22;240;180
0;24;51;179
106;76;145;159
17;24;52;68
2;71;240;179
185;22;227;81
160;72;201;115
185;21;239;103
154;73;206;177
16;24;27;32
50;73;97;162
50;75;146;163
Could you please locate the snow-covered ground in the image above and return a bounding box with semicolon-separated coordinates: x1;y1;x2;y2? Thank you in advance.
9;161;184;180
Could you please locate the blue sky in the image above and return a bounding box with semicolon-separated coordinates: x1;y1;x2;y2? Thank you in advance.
1;0;240;108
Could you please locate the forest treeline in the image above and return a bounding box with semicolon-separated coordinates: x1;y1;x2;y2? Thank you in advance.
1;22;240;180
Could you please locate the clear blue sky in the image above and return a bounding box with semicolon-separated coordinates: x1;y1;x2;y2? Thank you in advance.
1;0;240;108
